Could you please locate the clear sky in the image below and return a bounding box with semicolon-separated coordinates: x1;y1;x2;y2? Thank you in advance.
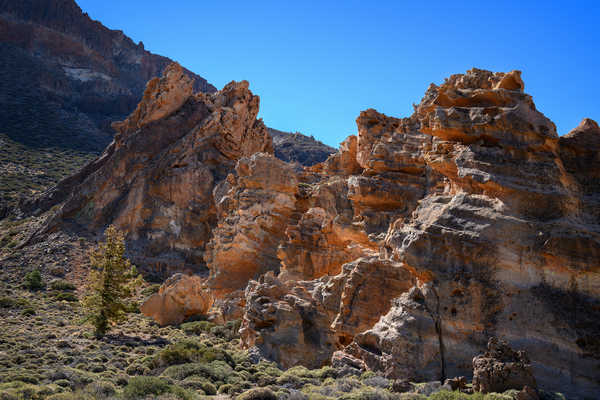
76;0;599;148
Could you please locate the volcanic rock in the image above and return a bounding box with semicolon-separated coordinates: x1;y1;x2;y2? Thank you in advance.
472;337;537;393
268;127;336;166
140;273;213;326
23;66;600;399
30;63;272;277
229;69;599;399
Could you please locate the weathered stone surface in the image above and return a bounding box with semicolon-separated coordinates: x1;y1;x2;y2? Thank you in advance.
112;63;194;136
472;337;536;393
230;69;600;399
240;272;337;369
268;127;336;166
205;153;299;297
140;273;213;326
33;64;272;277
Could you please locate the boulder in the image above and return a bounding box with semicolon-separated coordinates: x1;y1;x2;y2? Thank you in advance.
140;273;213;326
472;337;537;393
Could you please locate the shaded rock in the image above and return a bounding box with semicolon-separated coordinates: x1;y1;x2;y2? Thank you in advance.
240;272;337;369
140;273;213;326
389;379;412;393
331;351;366;375
515;386;539;400
472;337;536;393
268;127;336;166
444;376;467;392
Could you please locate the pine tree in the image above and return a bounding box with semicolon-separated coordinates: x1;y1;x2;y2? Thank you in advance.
83;225;140;338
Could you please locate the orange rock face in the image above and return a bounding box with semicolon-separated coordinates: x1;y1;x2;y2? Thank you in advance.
140;273;213;326
211;69;599;399
38;63;272;277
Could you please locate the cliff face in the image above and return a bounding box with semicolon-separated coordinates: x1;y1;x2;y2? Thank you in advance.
28;66;599;399
205;69;599;399
0;0;216;152
34;63;272;277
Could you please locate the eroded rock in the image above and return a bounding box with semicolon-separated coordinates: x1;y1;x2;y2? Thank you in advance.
140;273;213;326
472;337;537;393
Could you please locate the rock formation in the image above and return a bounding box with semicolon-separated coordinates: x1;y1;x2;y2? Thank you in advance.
472;337;537;394
203;69;599;399
26;66;599;399
31;62;272;278
140;273;213;326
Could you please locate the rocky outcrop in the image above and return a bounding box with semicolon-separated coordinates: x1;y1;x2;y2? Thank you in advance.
0;0;215;153
472;337;537;393
205;153;300;297
24;65;599;399
31;63;272;278
140;273;213;326
209;69;599;399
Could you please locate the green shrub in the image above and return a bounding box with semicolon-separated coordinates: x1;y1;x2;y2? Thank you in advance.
236;387;278;400
53;292;78;302
429;391;485;400
181;321;215;335
161;360;235;382
141;284;161;296
181;377;216;394
122;376;172;399
21;307;36;316
152;340;235;368
122;376;194;400
50;280;76;291
84;381;117;398
0;297;16;308
24;269;45;290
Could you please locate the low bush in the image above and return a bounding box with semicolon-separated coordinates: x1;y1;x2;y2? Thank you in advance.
152;340;235;368
21;307;36;316
181;377;217;394
236;387;278;400
24;269;44;291
122;376;194;400
162;360;235;382
180;320;214;335
49;280;76;291
53;292;78;302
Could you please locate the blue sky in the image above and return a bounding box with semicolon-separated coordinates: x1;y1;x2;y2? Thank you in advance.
77;0;599;147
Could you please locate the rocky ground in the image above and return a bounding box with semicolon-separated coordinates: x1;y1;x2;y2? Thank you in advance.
0;133;96;209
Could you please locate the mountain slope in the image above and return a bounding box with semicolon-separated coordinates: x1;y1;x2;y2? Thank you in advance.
268;128;336;166
0;0;216;153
